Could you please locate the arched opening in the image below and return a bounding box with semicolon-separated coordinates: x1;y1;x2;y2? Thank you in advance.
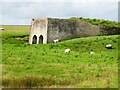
32;35;37;44
39;35;43;44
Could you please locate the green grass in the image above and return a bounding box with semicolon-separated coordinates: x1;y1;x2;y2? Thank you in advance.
70;17;120;28
0;25;30;38
2;25;119;88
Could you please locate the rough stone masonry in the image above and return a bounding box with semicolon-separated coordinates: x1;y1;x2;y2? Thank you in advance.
29;18;106;44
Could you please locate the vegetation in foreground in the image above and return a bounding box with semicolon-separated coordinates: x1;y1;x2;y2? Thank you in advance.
1;18;119;88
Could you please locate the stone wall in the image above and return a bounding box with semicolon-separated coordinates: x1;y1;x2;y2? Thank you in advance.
75;20;101;37
47;18;77;43
47;18;101;43
99;26;120;35
29;18;48;44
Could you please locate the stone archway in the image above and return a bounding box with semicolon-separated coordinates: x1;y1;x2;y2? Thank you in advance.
32;35;37;44
39;35;43;44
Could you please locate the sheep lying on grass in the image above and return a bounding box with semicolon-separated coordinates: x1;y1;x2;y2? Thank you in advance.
53;39;59;43
106;44;112;49
89;51;95;54
89;50;95;54
65;49;70;54
0;28;5;30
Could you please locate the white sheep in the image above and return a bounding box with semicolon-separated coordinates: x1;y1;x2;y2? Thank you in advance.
53;39;59;43
65;49;70;54
106;44;112;49
89;51;95;54
0;28;5;30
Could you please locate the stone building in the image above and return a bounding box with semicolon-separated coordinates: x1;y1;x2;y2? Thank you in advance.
29;18;101;44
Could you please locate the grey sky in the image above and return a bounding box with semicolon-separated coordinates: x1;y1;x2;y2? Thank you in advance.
0;0;119;25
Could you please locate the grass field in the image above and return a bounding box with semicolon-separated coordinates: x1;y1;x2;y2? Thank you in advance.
1;25;119;88
1;25;30;38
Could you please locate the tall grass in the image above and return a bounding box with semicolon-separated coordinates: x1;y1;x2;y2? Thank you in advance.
1;25;119;88
2;33;119;88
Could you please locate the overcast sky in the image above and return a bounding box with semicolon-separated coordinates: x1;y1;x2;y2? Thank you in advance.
0;0;119;25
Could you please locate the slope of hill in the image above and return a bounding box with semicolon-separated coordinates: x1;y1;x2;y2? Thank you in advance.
70;17;120;35
70;17;120;28
1;25;119;88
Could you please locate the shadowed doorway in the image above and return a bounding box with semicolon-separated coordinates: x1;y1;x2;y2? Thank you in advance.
39;35;43;44
32;35;37;44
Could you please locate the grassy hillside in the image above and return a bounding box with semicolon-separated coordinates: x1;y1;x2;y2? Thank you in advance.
1;25;119;88
70;17;120;28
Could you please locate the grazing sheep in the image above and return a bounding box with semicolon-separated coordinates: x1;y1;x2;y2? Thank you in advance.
89;51;95;54
53;39;59;43
0;28;5;30
106;44;112;49
65;49;70;54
